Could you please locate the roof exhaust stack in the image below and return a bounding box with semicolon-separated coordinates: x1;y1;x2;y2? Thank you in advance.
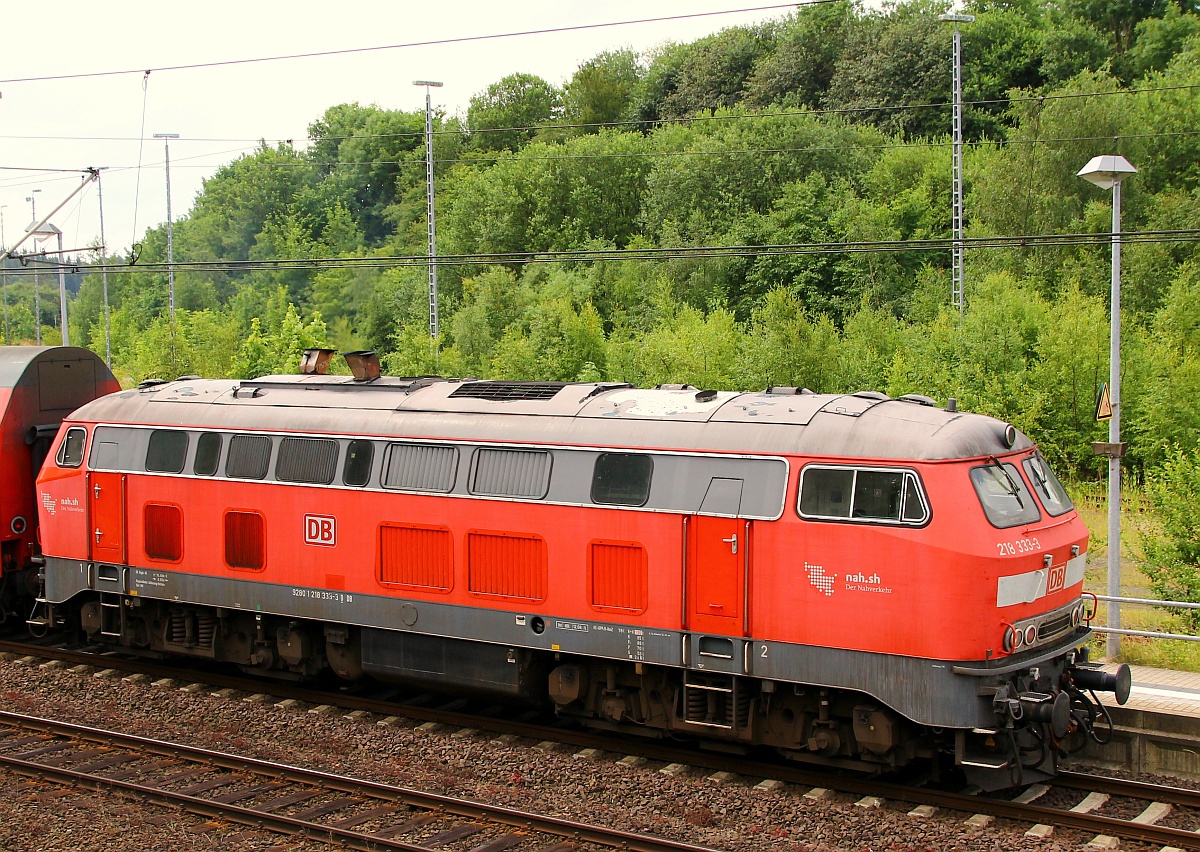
299;348;336;375
343;350;381;382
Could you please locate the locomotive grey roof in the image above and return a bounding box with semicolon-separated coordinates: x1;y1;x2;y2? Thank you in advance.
69;375;1033;461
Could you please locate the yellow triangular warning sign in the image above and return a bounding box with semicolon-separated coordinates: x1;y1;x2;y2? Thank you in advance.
1095;383;1113;421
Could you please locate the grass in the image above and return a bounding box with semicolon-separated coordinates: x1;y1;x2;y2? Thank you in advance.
1070;480;1200;672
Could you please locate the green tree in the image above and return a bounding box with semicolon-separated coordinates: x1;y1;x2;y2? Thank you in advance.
825;0;952;139
745;2;856;109
564;49;642;128
1142;444;1200;630
468;73;563;152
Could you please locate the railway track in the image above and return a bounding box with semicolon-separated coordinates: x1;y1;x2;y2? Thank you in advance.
0;709;721;852
4;638;1200;849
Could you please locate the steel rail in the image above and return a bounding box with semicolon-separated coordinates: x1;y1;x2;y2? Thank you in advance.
0;710;723;852
5;640;1200;849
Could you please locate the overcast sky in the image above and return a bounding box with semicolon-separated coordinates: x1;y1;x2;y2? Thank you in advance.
0;1;801;258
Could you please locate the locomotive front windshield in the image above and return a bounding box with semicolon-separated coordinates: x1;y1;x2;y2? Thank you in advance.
970;462;1041;528
1023;452;1073;516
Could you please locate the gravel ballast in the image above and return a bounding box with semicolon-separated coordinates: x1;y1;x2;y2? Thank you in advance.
0;655;1166;852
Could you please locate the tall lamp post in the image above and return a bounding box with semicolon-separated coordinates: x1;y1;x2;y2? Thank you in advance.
1078;154;1137;661
154;132;180;319
29;221;69;347
940;12;973;314
413;81;443;363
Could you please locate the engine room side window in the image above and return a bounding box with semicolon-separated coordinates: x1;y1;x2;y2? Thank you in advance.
275;437;338;485
146;430;188;473
56;427;86;468
193;432;222;476
226;435;272;480
382;443;457;492
343;440;374;487
591;453;653;506
799;466;929;525
1023;452;1074;517
970;462;1041;528
470;448;550;499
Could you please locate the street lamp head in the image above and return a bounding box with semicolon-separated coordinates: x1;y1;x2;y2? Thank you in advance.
939;13;975;22
1078;155;1137;190
153;132;180;139
412;80;443;87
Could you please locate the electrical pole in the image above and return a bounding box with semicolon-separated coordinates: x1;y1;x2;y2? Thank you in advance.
154;133;180;319
413;80;443;366
94;169;112;366
26;191;42;344
0;204;9;343
940;13;973;314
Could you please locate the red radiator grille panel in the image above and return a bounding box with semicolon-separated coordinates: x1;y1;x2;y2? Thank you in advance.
378;524;453;591
467;531;547;601
589;540;648;613
224;511;265;571
144;503;183;562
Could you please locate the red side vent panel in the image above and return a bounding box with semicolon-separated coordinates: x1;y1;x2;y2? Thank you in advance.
589;540;648;614
144;503;183;562
224;511;265;571
467;531;547;601
378;523;453;592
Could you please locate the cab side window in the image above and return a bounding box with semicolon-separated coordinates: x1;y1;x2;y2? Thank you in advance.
56;427;86;468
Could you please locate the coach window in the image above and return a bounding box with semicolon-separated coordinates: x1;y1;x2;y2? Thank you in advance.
1023;452;1073;517
970;462;1041;528
226;435;272;480
343;440;374;487
193;432;222;476
146;429;189;473
799;466;929;525
591;453;653;506
56;427;86;468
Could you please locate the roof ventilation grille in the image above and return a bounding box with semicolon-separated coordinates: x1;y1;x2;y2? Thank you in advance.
898;394;937;406
449;381;566;401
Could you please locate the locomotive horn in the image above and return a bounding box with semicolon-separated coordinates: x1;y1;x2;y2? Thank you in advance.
1070;663;1132;705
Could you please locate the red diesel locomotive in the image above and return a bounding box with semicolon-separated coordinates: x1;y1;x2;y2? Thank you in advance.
31;349;1129;789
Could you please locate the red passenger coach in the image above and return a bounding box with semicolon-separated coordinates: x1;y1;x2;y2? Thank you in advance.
0;346;118;619
34;354;1130;788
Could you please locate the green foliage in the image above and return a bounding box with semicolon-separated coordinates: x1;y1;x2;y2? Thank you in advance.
825;0;953;139
564;49;642;127
468;73;564;152
1142;444;1200;630
745;2;856;109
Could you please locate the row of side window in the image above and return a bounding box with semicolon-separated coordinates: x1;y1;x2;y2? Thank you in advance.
67;426;656;508
59;425;933;526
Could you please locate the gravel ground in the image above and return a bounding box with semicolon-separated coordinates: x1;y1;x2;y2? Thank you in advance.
0;655;1176;852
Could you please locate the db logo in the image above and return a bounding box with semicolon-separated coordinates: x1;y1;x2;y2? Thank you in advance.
1047;562;1067;595
304;514;336;547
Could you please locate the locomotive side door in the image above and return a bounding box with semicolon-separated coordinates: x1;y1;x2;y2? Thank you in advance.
687;478;747;636
88;471;127;564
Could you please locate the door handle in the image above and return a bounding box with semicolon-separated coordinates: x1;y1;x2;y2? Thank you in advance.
94;528;103;543
722;534;738;554
93;484;102;498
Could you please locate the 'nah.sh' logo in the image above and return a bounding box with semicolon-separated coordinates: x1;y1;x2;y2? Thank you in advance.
806;562;836;597
40;493;56;516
